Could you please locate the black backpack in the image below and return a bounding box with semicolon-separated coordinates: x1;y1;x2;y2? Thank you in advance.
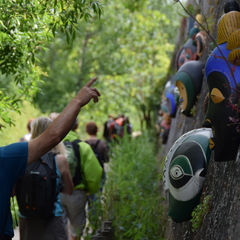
86;140;104;168
15;152;60;219
63;139;82;186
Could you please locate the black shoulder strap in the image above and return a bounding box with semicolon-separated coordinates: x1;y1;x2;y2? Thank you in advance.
0;165;10;239
72;139;81;157
40;152;57;174
93;140;100;150
40;152;59;198
71;139;82;186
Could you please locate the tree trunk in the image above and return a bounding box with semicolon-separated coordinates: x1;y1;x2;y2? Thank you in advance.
162;0;240;239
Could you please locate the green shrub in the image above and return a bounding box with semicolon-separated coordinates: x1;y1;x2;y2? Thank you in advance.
11;196;19;229
101;133;165;240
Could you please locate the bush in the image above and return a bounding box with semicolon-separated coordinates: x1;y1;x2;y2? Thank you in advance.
101;133;165;240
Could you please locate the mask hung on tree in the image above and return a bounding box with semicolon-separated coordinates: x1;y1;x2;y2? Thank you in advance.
176;38;198;70
163;128;212;222
162;76;179;118
175;14;205;70
176;60;205;117
160;98;172;144
202;0;240;162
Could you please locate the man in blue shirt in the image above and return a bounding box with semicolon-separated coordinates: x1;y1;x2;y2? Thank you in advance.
0;77;100;240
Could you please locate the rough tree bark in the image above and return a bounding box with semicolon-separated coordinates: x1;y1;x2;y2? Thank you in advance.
161;0;240;239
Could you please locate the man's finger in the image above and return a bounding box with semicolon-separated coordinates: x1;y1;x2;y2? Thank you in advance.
90;87;101;96
93;96;99;103
85;77;98;87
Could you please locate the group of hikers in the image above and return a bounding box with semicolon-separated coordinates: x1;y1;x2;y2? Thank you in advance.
0;78;133;240
0;78;101;240
17;116;108;240
103;114;132;143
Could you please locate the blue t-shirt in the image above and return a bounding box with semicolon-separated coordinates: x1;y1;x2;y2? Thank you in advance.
0;142;28;237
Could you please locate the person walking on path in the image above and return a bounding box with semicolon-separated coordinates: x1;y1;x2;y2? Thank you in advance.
60;119;102;240
85;121;109;189
17;117;74;240
85;121;109;225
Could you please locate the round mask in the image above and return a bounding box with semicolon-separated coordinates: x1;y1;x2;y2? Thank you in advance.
160;114;171;144
176;38;198;70
176;60;204;117
163;128;212;222
202;1;240;162
164;83;179;118
203;43;240;161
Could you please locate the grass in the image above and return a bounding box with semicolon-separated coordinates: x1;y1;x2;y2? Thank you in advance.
84;132;166;240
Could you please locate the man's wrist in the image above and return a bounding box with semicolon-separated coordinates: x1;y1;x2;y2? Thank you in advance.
73;96;83;108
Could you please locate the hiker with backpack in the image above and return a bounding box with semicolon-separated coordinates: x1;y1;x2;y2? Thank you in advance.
60;119;102;240
0;77;100;240
16;117;74;240
85;121;109;189
85;121;109;219
104;114;133;142
103;114;115;143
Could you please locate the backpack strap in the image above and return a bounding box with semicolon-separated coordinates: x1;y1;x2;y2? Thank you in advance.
87;140;104;168
0;172;10;238
71;139;82;186
92;139;100;151
39;152;59;215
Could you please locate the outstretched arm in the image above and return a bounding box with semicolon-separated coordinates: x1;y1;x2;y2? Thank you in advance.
28;77;100;164
56;154;73;195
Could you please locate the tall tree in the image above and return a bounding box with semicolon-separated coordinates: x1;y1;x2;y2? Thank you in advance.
34;0;182;129
0;0;102;126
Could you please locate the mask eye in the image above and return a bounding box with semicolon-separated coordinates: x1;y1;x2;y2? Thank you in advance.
210;88;225;103
170;166;184;180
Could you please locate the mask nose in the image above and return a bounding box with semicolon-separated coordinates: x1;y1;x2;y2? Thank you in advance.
202;119;212;128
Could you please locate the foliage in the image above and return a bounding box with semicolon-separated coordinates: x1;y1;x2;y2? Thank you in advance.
191;194;212;232
11;196;19;230
0;101;43;146
0;0;103;127
97;133;165;240
33;0;182;129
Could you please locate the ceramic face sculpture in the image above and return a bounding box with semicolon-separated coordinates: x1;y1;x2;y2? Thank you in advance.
162;78;179;118
195;30;207;57
160;112;171;144
176;60;205;117
176;38;198;70
163;128;212;222
202;1;240;162
176;14;206;70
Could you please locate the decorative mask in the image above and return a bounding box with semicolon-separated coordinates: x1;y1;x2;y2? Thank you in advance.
202;0;240;162
176;60;205;117
176;39;198;70
162;77;179;118
195;30;207;57
175;14;206;70
159;98;172;144
163;128;213;222
160;112;171;144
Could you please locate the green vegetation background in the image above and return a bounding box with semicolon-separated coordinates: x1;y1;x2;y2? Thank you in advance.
0;0;185;239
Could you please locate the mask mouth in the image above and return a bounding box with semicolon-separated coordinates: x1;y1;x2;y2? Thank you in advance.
209;137;215;150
